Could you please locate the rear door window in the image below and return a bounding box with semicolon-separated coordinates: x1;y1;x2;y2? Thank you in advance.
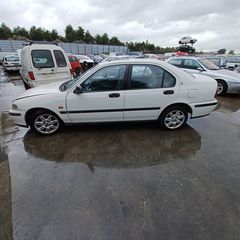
31;50;54;68
54;50;67;67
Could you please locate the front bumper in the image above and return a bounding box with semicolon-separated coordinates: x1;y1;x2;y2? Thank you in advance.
190;100;218;118
5;65;20;71
9;110;28;127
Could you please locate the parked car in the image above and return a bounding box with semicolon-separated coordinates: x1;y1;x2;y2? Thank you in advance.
225;55;240;70
101;55;132;62
88;54;103;64
179;36;197;44
167;57;240;95
234;65;240;73
68;55;82;77
9;59;217;135
204;56;226;68
75;55;94;71
2;54;21;71
20;43;72;89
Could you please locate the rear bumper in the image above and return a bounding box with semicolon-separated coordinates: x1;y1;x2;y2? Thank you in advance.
190;100;218;118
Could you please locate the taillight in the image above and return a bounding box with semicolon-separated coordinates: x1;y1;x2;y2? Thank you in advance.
28;71;35;80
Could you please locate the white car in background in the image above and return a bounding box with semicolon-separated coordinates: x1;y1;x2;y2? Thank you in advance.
2;54;21;71
179;36;197;44
167;57;240;95
74;55;94;70
20;44;72;89
9;59;217;135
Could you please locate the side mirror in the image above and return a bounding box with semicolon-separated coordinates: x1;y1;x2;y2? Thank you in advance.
197;67;205;72
73;86;83;94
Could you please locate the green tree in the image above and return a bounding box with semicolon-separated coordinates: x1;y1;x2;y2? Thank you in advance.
217;48;226;54
229;50;234;55
75;26;85;41
65;25;76;42
84;30;94;43
101;33;109;44
0;23;12;39
12;26;29;38
29;26;45;40
51;29;59;41
95;34;102;44
109;36;123;45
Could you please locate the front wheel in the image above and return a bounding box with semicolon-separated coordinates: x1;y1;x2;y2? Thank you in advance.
29;110;63;135
159;106;188;130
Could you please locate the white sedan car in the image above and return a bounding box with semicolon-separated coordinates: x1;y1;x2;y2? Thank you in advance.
9;59;217;135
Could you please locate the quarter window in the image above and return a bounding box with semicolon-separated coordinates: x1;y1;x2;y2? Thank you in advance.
31;50;54;68
81;65;126;92
54;50;67;67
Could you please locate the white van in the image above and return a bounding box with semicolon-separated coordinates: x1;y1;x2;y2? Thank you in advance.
20;44;72;89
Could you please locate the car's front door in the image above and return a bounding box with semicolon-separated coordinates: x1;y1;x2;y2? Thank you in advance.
124;64;178;121
65;64;127;122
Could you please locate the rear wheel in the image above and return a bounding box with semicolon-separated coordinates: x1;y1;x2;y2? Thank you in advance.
216;80;227;96
29;110;63;135
159;106;188;130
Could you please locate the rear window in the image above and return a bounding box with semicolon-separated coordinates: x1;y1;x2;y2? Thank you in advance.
31;50;54;68
54;50;67;67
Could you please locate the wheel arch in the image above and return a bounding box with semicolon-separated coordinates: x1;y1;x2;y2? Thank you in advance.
25;108;63;126
159;103;193;119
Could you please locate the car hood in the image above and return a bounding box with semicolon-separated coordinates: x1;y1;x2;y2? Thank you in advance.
205;69;240;81
15;81;64;100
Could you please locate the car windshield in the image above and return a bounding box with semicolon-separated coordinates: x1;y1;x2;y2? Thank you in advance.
199;59;219;70
6;56;19;61
59;65;97;91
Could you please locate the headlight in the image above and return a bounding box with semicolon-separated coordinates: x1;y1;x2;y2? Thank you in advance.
12;104;18;110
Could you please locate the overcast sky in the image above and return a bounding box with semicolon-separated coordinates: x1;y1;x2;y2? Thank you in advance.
1;0;240;51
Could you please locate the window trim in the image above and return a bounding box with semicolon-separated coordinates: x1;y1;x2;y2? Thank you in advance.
79;64;129;93
31;49;55;69
128;64;176;90
53;50;67;67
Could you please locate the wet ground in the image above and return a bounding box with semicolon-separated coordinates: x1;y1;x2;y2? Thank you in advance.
0;67;240;240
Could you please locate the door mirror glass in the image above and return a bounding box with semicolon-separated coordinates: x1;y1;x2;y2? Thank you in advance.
73;86;83;94
197;67;205;71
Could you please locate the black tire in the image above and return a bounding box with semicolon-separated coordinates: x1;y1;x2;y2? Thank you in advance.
159;106;188;130
22;80;30;90
216;80;227;96
28;110;63;135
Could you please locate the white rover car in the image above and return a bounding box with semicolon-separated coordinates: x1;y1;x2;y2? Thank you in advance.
10;59;217;135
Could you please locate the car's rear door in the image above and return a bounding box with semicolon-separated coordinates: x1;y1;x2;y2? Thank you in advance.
124;64;179;121
65;64;127;122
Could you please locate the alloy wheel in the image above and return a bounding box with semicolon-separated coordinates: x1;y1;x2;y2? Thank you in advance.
34;114;59;134
164;110;186;129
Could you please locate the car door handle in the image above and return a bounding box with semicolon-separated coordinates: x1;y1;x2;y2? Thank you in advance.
163;90;174;95
109;93;120;98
